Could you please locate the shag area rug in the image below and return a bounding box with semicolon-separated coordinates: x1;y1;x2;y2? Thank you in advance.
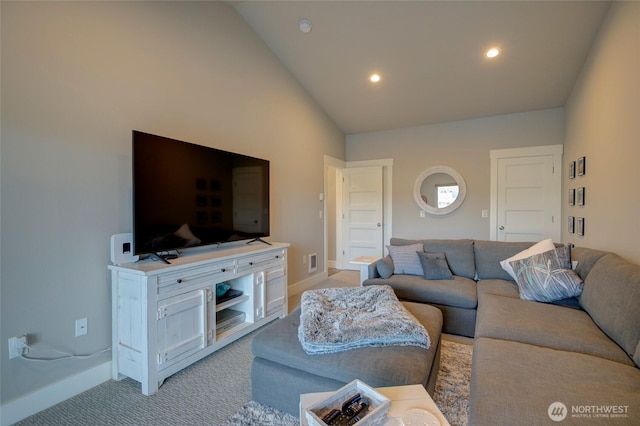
224;339;472;426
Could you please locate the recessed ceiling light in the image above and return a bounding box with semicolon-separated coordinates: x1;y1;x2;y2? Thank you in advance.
486;48;500;58
370;73;381;83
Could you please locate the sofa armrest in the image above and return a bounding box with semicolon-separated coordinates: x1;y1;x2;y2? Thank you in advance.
368;261;381;279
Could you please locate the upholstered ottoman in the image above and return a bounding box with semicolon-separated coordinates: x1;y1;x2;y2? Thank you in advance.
251;301;443;415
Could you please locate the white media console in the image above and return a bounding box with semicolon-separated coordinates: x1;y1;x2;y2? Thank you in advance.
109;242;288;395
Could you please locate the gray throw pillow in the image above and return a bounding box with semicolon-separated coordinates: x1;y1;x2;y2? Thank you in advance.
509;245;584;303
376;256;394;279
387;243;424;275
418;252;454;280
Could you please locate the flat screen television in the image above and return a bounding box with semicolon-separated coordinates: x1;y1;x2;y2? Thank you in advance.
132;131;270;259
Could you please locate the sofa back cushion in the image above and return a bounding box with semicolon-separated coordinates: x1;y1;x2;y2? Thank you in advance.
390;238;475;279
579;253;640;366
474;240;540;280
570;246;611;280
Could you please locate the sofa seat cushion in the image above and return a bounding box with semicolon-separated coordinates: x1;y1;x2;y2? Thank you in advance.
476;278;520;299
470;337;640;426
364;275;477;309
252;302;443;387
476;294;634;366
477;279;581;308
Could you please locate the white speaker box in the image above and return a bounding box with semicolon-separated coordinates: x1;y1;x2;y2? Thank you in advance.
110;233;139;265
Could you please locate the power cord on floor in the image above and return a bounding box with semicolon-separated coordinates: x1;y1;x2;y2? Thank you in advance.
20;344;111;362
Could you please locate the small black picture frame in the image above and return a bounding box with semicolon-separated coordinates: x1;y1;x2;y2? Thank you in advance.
577;157;586;176
577;187;585;206
577;217;585;236
568;188;575;206
568;216;575;234
569;161;576;179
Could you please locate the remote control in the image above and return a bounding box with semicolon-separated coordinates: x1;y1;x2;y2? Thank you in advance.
321;409;341;424
341;393;361;413
328;398;370;426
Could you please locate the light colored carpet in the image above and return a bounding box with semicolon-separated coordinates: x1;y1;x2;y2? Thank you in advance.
224;340;472;426
16;331;255;425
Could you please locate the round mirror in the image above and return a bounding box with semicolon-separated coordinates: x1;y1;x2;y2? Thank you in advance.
413;166;466;215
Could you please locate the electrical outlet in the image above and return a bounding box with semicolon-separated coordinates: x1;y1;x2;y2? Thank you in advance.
8;335;27;359
75;318;88;337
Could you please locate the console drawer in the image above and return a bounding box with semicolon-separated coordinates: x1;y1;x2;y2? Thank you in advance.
237;250;285;273
157;261;235;294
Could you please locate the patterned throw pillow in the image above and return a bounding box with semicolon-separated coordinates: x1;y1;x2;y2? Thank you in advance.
387;243;424;276
418;252;454;280
509;246;584;302
500;238;556;281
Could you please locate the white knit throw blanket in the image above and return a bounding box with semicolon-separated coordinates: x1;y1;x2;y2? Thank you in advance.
298;285;431;355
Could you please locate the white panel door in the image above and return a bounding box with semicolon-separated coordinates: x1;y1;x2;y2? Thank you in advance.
492;145;562;242
341;166;383;270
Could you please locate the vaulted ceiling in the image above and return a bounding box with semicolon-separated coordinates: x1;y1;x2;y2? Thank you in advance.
233;1;611;134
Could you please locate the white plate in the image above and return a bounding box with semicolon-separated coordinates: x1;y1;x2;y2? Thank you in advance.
401;408;440;426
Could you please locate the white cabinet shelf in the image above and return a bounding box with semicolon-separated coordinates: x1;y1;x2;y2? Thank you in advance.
215;294;250;312
109;242;288;395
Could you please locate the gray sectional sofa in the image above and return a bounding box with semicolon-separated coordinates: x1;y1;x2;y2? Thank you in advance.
364;238;640;425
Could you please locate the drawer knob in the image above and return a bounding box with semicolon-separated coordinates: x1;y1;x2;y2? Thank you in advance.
221;268;226;272
249;262;253;265
177;279;183;284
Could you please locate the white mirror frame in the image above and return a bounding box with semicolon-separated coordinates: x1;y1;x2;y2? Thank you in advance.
413;166;467;216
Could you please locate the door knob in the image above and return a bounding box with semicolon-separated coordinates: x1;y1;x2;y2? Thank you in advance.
499;226;505;230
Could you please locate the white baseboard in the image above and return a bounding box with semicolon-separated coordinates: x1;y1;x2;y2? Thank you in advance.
0;361;112;426
327;259;337;269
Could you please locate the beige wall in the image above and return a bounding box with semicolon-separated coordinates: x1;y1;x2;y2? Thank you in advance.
347;108;565;241
563;1;640;264
1;1;344;404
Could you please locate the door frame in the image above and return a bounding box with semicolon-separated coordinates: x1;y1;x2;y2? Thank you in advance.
323;156;393;271
489;145;563;241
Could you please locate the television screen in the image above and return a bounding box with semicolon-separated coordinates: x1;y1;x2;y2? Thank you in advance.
132;131;269;256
